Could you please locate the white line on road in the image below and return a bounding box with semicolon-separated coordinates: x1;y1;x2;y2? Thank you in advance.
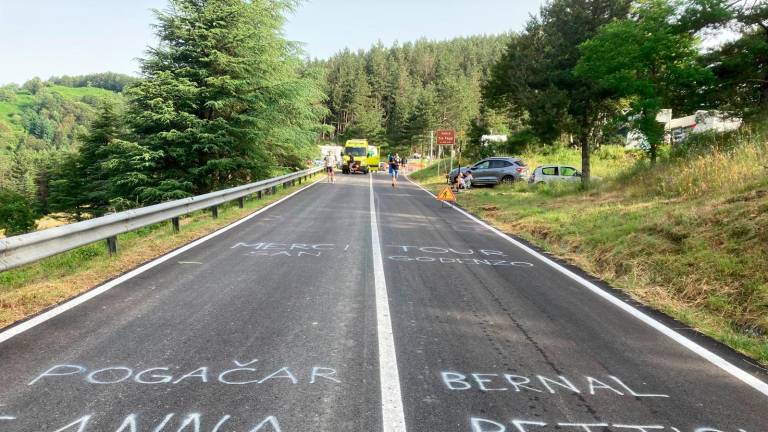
370;174;408;432
406;176;768;398
0;180;321;345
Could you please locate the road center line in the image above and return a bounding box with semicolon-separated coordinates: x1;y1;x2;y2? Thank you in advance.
370;174;408;432
405;175;768;398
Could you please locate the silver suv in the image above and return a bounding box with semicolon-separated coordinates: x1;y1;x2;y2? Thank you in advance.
448;157;528;186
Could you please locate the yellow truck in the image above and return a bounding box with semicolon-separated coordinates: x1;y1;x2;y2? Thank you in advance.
341;139;380;174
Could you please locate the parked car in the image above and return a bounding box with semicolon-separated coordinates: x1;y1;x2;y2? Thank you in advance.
447;157;528;186
529;165;583;184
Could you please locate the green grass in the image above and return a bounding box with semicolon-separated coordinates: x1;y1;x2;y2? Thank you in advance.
0;86;118;140
411;131;768;365
0;93;34;134
45;85;116;99
0;175;321;329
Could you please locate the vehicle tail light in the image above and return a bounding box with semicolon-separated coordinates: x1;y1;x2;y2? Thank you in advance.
516;167;524;173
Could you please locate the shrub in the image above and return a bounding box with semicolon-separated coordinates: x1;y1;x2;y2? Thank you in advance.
0;188;38;236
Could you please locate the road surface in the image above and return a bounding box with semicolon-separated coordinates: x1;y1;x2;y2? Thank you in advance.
0;173;766;432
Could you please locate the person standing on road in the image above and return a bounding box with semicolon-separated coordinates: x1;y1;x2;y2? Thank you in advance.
324;153;336;183
389;153;401;188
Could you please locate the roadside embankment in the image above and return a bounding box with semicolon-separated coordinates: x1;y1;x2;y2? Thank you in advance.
411;129;768;365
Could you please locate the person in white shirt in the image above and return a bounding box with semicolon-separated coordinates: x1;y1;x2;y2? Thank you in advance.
463;170;473;189
324;153;336;183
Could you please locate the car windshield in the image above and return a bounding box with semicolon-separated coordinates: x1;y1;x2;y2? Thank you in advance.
515;160;526;167
344;147;366;156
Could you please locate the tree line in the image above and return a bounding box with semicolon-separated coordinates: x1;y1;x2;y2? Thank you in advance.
317;0;766;184
1;0;765;234
48;72;138;92
483;0;767;181
1;0;325;235
316;35;509;151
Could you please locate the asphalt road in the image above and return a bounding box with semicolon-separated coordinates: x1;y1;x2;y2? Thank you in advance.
0;172;766;432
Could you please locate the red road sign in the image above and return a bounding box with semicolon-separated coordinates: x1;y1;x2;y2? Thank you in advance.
436;129;456;145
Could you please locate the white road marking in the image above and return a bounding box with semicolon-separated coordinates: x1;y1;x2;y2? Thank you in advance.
370;174;408;432
405;176;768;397
177;261;203;265
0;180;322;345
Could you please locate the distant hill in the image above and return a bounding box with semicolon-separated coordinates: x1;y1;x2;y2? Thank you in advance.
0;78;127;213
0;81;123;153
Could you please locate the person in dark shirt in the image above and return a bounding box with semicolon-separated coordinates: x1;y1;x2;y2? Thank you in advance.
388;153;400;188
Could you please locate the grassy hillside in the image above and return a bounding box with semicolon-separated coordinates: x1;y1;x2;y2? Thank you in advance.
411;124;768;365
0;84;120;151
0;93;33;133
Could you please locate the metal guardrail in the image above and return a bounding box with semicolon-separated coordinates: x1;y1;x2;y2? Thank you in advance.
0;167;323;272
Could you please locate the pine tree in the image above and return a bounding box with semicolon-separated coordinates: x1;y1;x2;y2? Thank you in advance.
125;0;325;202
0;188;38;235
78;101;123;215
484;0;632;184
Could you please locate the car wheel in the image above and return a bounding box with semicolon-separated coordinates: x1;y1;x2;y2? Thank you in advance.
501;175;515;185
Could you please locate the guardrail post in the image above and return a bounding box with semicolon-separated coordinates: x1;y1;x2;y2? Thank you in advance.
0;169;323;272
257;190;263;200
238;197;245;208
106;236;118;256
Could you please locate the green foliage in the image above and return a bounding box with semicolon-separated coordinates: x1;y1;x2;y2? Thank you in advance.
0;82;124;223
47;101;128;218
47;152;90;220
5;0;768;228
22;77;45;95
483;0;632;182
576;0;715;162
0;85;122;152
702;26;768;115
0;188;38;235
48;72;138;92
122;0;326;203
320;35;509;152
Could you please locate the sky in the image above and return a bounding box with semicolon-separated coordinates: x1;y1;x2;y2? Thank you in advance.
0;0;544;85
